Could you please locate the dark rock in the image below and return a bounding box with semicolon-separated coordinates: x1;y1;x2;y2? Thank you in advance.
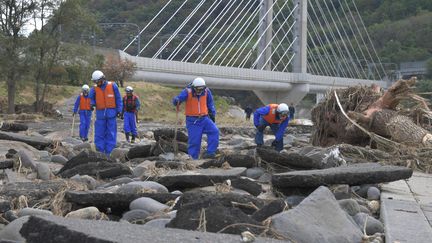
152;139;188;156
257;147;318;169
155;161;186;169
174;191;265;215
252;199;287;222
57;150;109;175
353;212;384;235
330;184;351;200
271;186;363;242
148;168;246;191
121;209;152;223
224;154;257;168
100;177;134;188
0;131;52;150
153;128;188;143
230;178;262;196
5;149;17;159
367;186;381;200
0;122;28;132
284;195;305;207
65;191;177;214
0;199;11;213
0;159;14;169
16;150;37;171
50;155;68;164
167;204;263;235
245;167;265;179
4;210;18;222
126;145;153;160
58;161;132;179
353;184;378;198
338;199;361;216
272;163;413;188
199;158;224;169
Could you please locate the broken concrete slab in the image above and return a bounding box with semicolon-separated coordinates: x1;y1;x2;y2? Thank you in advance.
272;163;413;188
147;167;247;191
16;215;284;242
271;186;363;243
0;131;52;150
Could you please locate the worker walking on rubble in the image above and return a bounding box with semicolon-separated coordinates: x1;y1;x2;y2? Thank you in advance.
88;70;123;155
172;77;219;159
72;84;93;142
121;86;140;143
254;103;291;152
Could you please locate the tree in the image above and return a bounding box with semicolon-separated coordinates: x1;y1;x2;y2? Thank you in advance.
0;0;37;113
102;54;136;87
26;0;96;112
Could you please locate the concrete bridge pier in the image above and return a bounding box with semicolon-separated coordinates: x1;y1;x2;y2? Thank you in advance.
316;92;326;104
253;83;309;105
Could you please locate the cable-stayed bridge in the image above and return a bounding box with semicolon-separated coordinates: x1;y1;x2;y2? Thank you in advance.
119;0;388;104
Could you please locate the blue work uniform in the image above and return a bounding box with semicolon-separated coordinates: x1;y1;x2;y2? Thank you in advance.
73;94;92;140
254;105;290;151
89;81;122;155
172;87;219;159
123;95;141;136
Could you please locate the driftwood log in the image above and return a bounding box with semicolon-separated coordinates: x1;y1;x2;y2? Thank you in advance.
312;77;432;148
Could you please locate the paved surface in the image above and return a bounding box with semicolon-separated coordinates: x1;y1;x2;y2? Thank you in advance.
380;172;432;243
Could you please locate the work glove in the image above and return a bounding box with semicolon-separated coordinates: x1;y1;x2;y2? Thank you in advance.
90;106;95;111
209;113;215;123
116;112;122;119
256;124;266;132
120;112;124;120
172;98;180;106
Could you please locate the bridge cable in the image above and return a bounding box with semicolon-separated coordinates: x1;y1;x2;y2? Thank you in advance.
251;2;297;69
312;0;356;78
168;0;223;61
328;0;368;79
308;14;340;76
338;0;371;77
307;32;334;76
123;0;174;54
351;0;386;79
306;46;322;75
153;0;207;59
309;0;349;78
322;0;363;79
183;0;239;62
207;1;258;65
272;36;297;71
229;0;279;68
137;0;189;56
238;0;290;69
195;0;249;63
214;2;265;66
307;41;328;75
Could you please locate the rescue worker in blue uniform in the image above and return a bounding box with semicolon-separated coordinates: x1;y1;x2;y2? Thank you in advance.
254;103;290;151
73;84;92;141
121;86;140;143
172;77;219;159
88;70;122;155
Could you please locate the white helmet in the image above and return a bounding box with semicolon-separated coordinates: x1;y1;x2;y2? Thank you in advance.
277;103;289;114
125;86;133;92
82;84;90;92
192;77;206;87
91;70;105;81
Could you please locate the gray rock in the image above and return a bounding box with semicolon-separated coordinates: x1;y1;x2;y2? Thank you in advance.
258;172;272;183
110;148;128;162
17;150;37;171
65;206;106;220
359;205;371;215
101;177;134;188
126;181;169;193
36;163;51;180
144;218;171;228
330;184;351;200
132;166;146;177
284;195;305;207
130;197;169;213
367;186;381;200
0;215;29;241
159;153;175;161
353;212;384;235
50;154;68;164
121;209;152;223
271;186;362;243
38;151;51;161
70;175;98;190
0;199;11;213
245;167;265;179
17;208;53;218
338;199;361;216
72;142;92;151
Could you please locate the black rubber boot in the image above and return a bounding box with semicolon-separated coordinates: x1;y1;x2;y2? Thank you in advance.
131;135;136;143
125;133;130;143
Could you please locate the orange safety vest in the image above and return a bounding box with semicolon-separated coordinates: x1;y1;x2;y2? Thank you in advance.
95;82;116;110
79;94;91;110
185;88;208;116
263;104;286;124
